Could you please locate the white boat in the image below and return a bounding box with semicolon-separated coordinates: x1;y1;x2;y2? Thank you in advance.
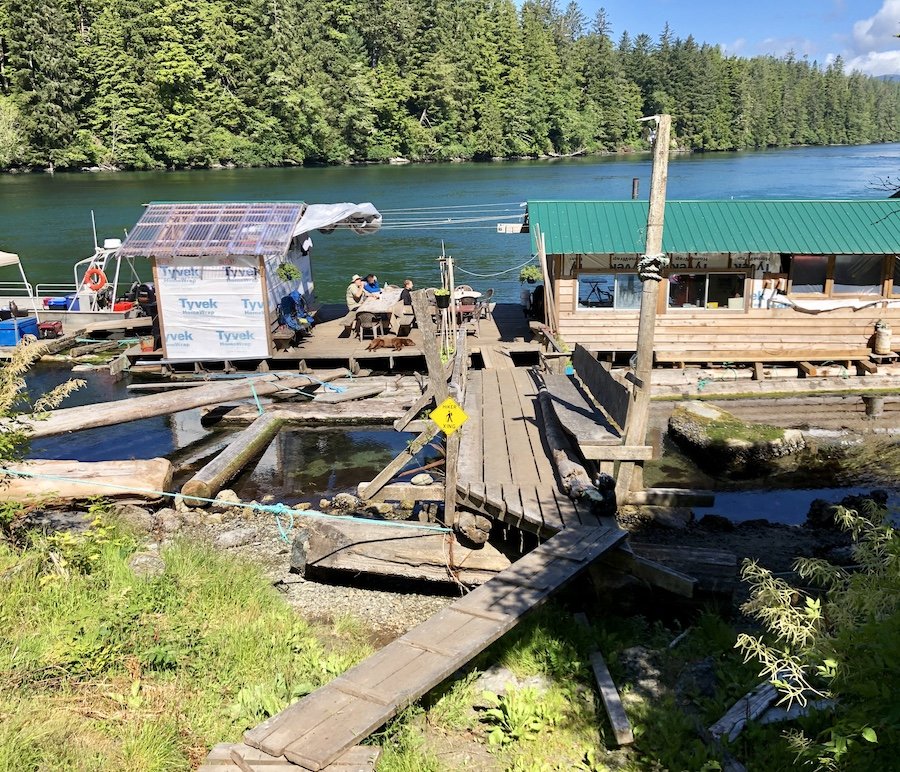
0;238;151;334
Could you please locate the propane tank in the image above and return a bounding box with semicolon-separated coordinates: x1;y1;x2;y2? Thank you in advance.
874;320;892;355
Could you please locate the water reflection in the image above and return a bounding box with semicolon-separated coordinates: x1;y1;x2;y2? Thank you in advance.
230;426;424;504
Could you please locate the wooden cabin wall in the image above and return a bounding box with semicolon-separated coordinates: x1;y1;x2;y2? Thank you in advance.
553;278;900;361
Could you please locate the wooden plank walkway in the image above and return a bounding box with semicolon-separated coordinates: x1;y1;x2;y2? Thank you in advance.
456;369;609;536
239;525;625;770
199;365;632;771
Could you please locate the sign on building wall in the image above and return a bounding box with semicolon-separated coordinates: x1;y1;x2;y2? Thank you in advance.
156;255;270;360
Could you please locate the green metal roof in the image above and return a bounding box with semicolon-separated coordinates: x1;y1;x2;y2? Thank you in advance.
527;200;900;256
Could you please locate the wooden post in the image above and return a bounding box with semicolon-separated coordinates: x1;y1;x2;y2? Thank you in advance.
181;413;283;505
617;114;671;502
361;290;447;502
443;328;468;527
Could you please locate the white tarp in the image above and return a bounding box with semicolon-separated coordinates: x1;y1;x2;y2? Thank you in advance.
156;255;270;360
292;202;382;237
0;251;22;269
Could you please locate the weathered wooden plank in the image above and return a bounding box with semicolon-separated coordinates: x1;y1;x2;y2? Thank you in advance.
709;682;780;742
457;371;483;484
498;369;542;482
589;650;635;745
481;371;513;483
313;385;384;403
292;516;510;585
354;481;443;505
358;423;441;501
229;742;380;771
572;344;630;430
543;374;621;446
580;444;653;461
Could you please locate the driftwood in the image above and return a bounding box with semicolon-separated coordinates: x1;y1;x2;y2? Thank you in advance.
312;385;384;404
290;516;510;585
181;413;283;505
15;375;314;438
0;458;172;502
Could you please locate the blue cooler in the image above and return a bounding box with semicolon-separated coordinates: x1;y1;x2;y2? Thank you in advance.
0;316;38;345
65;294;80;311
45;297;69;310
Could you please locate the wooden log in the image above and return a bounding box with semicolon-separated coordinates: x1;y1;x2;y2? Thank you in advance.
290;516;510;585
537;386;612;514
0;458;172;502
16;375;314;438
181;413;283;505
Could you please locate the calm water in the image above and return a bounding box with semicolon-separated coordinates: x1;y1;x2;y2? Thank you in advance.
12;144;900;512
2;143;898;306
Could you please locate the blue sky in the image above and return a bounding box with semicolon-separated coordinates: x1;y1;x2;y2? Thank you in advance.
577;0;900;76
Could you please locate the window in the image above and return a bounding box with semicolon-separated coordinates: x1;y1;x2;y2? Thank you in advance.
577;273;642;310
893;258;900;295
833;255;882;295
790;255;828;293
667;273;745;309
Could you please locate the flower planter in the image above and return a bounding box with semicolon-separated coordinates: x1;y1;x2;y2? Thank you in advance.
435;294;451;309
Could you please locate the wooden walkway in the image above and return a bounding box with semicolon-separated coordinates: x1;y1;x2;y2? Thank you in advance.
201;365;632;771
235;525;624;770
456;368;609;536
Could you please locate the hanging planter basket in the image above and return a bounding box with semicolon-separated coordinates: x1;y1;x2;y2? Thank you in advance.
435;293;451;309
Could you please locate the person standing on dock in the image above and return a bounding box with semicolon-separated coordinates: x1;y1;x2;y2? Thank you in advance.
346;274;365;310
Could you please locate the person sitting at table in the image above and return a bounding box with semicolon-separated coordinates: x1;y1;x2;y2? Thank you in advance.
363;274;381;294
399;278;413;305
346;274;365;310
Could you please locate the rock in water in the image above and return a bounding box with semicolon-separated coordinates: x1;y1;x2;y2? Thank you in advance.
668;400;805;475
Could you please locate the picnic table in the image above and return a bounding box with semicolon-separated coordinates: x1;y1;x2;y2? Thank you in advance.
357;287;402;314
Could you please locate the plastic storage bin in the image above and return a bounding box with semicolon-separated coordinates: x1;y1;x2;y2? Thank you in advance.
0;316;38;345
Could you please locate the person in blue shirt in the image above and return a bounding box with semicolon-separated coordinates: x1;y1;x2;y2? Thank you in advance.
363;274;381;294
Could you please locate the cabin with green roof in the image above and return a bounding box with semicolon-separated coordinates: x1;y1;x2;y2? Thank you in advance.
525;199;900;366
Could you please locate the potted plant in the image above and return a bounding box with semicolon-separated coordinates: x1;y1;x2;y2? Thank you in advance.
276;262;302;282
434;288;451;308
519;265;542;284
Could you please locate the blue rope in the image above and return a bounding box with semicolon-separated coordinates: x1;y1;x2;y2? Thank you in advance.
0;466;452;543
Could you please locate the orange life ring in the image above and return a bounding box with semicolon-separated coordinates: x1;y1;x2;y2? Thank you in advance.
83;267;107;292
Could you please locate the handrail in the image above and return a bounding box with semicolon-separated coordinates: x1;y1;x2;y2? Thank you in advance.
0;281;35;296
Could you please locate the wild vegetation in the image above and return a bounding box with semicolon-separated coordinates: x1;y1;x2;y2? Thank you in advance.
0;1;898;171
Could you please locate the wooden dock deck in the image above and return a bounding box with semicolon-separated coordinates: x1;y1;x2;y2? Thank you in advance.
456;368;609;536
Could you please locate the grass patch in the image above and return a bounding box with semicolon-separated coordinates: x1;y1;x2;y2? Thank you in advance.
0;515;371;770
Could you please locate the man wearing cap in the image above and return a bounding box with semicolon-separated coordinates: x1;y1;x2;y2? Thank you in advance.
346;274;365;310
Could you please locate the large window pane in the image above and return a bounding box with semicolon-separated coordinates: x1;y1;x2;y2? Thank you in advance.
668;273;707;308
577;274;615;308
708;274;745;308
833;255;882;295
615;274;641;309
791;254;828;293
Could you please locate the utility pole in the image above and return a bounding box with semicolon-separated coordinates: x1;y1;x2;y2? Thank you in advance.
617;114;671;501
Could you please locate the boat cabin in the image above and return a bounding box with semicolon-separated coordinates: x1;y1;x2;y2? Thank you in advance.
117;201;380;362
525;200;900;365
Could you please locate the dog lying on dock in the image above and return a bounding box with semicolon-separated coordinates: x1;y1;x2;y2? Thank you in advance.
366;337;415;351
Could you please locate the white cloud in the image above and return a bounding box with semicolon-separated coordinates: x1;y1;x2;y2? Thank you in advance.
841;0;900;75
845;49;900;76
722;37;747;55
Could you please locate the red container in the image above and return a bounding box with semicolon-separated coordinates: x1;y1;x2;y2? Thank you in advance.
113;301;134;312
38;320;63;339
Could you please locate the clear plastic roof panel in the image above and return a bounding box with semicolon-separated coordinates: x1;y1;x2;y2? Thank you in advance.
119;202;305;258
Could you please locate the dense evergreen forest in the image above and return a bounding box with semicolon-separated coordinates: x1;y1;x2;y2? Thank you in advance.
1;0;899;172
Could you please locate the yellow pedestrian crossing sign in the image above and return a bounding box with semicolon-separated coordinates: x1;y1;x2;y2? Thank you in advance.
430;397;468;436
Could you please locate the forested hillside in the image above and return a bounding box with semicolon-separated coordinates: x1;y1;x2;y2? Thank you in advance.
1;0;898;172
